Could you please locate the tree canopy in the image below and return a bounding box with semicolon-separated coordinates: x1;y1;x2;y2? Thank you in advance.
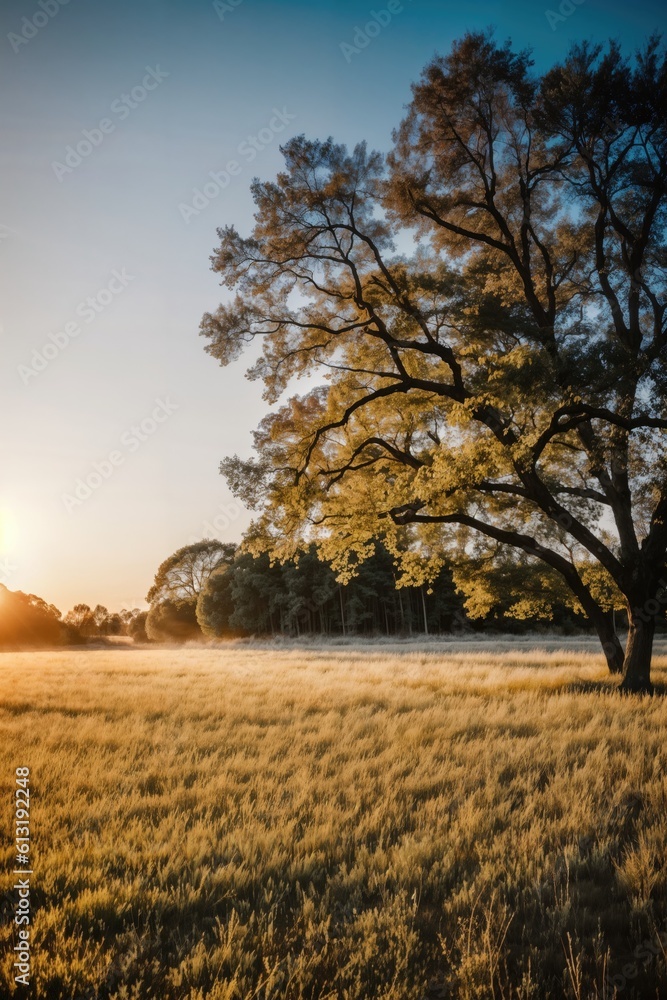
146;540;236;605
144;540;236;642
0;585;66;648
201;32;667;692
196;544;466;639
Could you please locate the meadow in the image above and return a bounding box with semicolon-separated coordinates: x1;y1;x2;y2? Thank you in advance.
1;640;667;999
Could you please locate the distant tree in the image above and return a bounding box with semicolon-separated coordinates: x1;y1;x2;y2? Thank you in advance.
417;564;466;634
0;586;66;648
104;613;123;636
146;541;236;605
91;605;109;635
280;548;338;635
119;608;144;636
25;594;62;622
202;34;667;691
198;551;287;637
146;540;237;643
196;566;241;638
64;603;97;637
196;544;467;639
145;599;202;642
127;610;150;644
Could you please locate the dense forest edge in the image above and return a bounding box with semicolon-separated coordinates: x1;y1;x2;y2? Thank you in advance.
2;539;659;649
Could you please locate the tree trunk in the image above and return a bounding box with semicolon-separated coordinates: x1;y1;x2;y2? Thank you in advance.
598;627;625;675
421;588;429;635
588;607;624;674
619;609;655;694
562;576;625;674
397;587;406;633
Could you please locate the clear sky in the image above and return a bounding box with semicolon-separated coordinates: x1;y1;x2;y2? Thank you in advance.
0;0;664;612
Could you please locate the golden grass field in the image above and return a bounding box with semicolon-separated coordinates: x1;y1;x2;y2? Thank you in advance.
2;640;667;999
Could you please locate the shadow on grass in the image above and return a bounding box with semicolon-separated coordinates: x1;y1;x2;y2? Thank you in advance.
562;678;667;697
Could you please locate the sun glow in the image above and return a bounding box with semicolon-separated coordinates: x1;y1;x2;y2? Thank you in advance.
0;507;19;575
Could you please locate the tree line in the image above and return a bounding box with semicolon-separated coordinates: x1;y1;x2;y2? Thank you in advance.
0;585;149;649
2;534;661;650
140;539;600;643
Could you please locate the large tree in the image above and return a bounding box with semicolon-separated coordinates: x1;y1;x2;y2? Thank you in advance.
201;33;667;692
146;540;236;605
145;540;236;642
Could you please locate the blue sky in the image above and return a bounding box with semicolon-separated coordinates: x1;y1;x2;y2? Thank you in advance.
0;0;664;611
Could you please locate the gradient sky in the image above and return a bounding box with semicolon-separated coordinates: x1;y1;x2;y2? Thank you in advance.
0;0;664;612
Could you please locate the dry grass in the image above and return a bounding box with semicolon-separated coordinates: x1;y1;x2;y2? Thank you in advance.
1;643;667;999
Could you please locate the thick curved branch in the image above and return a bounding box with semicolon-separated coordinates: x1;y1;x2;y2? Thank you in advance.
321;436;424;486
